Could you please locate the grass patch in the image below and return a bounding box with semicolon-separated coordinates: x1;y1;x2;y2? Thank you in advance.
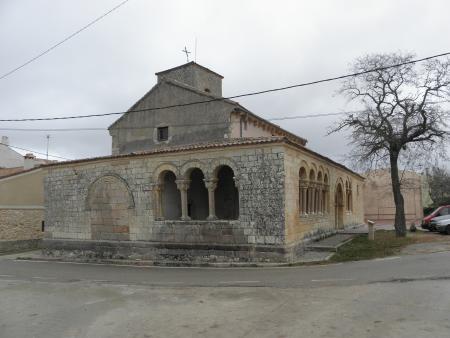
330;230;436;262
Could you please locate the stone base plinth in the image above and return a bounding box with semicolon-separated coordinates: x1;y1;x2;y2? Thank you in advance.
42;239;299;265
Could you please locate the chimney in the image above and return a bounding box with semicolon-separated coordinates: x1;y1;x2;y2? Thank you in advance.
1;136;9;146
24;153;37;170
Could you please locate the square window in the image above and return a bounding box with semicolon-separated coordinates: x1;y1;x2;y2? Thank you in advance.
157;126;168;141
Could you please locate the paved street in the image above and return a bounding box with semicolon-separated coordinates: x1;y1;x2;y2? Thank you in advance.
1;252;450;337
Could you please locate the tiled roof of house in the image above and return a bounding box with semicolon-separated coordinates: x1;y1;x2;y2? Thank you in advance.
0;167;26;178
0;166;42;180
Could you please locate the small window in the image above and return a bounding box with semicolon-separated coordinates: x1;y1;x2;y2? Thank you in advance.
204;88;210;93
157;126;169;141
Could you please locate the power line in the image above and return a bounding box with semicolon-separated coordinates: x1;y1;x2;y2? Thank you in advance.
1;51;449;122
1;100;448;131
0;142;71;161
0;0;130;81
1;50;449;122
0;111;353;132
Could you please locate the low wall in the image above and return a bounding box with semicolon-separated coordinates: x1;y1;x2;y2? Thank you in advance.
0;208;44;241
0;239;42;254
41;238;312;265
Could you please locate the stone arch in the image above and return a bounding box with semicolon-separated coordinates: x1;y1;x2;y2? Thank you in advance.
317;171;323;183
86;174;134;241
309;169;316;182
187;168;209;220
211;157;239;180
181;160;210;180
214;165;239;220
153;162;179;182
86;174;134;210
299;166;308;180
158;170;181;220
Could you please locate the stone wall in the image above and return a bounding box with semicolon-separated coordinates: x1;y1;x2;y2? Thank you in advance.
0;208;44;240
284;146;365;245
109;81;235;155
44;144;286;249
364;169;423;224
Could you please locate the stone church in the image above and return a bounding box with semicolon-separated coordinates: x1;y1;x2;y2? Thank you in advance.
44;62;364;264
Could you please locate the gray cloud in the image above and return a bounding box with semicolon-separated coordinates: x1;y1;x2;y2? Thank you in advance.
1;0;449;164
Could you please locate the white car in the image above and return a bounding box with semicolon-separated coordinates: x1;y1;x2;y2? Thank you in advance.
433;216;450;235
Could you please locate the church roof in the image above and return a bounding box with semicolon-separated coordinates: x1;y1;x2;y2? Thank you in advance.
108;78;308;146
155;61;224;78
42;136;364;179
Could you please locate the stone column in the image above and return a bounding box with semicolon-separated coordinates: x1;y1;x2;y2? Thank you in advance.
205;179;218;220
309;186;313;214
299;182;307;215
311;184;317;214
176;179;191;221
153;184;164;221
300;184;307;215
318;186;322;214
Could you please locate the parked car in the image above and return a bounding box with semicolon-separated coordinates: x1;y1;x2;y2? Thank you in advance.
434;217;450;235
428;215;450;232
421;205;450;231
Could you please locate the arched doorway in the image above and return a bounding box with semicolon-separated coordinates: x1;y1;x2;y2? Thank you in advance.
87;175;133;241
215;165;239;220
335;183;344;229
187;168;209;220
160;170;181;220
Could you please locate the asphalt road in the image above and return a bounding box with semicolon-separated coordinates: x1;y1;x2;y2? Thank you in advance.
1;251;450;287
1;252;450;338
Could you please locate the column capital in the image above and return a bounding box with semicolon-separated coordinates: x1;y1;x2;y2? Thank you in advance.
299;181;308;188
175;179;190;191
204;178;218;190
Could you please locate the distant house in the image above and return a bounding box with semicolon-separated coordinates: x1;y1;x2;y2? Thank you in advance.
0;136;55;253
363;169;425;225
0;167;45;252
0;136;53;177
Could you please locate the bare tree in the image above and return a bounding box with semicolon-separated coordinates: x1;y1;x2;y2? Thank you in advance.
427;166;450;206
331;53;450;236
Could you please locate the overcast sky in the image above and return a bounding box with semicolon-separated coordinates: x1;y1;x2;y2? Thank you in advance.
1;0;449;164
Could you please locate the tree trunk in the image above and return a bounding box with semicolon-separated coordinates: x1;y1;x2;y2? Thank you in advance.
389;152;407;237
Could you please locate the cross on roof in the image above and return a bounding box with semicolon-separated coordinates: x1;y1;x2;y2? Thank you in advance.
182;46;191;62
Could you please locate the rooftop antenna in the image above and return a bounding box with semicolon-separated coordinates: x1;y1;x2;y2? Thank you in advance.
194;37;197;63
182;46;191;62
46;134;50;160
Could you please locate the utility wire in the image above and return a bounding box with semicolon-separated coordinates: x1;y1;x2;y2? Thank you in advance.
0;142;71;161
1;100;448;131
0;111;353;132
0;0;130;80
1;51;449;122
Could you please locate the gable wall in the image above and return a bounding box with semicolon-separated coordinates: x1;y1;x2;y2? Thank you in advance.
0;144;24;168
109;82;235;155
